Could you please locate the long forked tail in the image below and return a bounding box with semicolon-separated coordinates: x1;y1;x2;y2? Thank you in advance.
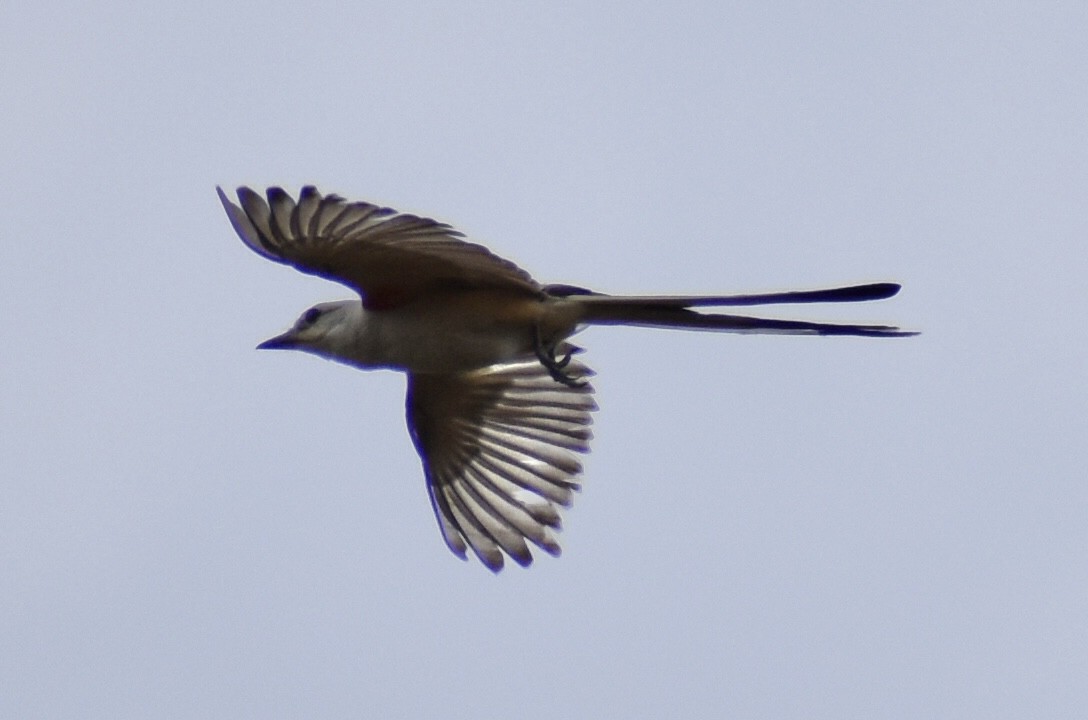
555;282;917;338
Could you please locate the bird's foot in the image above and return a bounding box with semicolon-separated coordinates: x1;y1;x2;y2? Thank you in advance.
534;331;586;388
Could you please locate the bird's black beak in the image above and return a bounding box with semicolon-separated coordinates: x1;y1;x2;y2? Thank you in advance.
257;330;297;350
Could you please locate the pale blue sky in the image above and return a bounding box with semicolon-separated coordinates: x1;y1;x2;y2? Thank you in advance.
2;2;1086;718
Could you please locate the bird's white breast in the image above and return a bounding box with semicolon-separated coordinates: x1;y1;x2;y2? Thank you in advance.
338;293;542;374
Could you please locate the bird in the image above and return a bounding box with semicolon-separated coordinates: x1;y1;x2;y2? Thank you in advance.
219;185;915;572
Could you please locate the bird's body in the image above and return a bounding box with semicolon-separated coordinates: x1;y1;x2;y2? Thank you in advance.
220;185;915;571
281;292;546;373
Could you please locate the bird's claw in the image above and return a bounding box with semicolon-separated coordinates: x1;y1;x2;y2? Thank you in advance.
534;330;585;388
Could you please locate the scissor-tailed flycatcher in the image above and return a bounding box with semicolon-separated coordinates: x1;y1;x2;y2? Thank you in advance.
219;185;915;571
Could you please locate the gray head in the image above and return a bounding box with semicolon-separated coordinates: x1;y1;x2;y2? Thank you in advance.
257;300;362;360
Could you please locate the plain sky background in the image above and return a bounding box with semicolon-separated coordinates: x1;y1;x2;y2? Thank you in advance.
2;2;1086;718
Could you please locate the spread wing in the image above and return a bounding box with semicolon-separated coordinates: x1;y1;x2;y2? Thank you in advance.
406;347;596;571
218;186;541;308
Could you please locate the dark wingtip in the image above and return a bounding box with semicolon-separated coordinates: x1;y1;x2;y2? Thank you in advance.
509;550;535;569
266;186;290;203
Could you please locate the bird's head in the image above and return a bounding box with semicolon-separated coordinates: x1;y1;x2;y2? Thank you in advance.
257;300;361;359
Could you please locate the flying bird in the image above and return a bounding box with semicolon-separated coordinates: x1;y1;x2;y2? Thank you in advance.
219;185;915;571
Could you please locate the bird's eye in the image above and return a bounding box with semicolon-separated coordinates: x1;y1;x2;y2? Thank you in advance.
303;307;322;325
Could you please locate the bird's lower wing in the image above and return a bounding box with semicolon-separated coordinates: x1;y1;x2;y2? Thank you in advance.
406;348;597;571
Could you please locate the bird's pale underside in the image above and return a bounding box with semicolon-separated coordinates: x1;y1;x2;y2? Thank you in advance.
220;185;916;572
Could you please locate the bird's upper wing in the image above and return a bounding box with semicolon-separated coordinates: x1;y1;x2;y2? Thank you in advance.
218;186;541;308
406;348;596;571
